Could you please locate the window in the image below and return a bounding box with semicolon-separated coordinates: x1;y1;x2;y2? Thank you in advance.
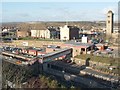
81;48;85;51
47;64;50;68
108;21;110;23
76;50;78;52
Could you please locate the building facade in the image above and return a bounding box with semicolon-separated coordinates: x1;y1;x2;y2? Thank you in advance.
60;25;79;40
47;27;60;39
61;42;94;57
16;30;29;37
106;10;114;39
31;29;50;39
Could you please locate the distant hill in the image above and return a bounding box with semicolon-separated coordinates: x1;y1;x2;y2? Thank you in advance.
1;21;118;31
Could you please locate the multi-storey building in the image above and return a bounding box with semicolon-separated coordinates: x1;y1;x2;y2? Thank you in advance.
60;25;79;40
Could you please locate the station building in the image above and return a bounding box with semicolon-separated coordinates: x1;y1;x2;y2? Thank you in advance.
61;41;95;57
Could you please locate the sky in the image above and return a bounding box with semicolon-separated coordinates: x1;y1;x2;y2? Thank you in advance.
0;1;119;22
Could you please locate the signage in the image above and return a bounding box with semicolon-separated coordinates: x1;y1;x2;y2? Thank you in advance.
22;42;28;46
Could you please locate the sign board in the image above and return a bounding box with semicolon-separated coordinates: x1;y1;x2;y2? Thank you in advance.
22;42;28;46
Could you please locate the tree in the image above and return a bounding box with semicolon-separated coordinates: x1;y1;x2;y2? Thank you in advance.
49;80;58;88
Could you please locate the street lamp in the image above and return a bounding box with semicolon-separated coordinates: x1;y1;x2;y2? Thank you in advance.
110;77;114;89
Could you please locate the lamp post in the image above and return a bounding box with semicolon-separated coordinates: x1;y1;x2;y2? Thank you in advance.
62;69;65;79
110;78;113;89
109;68;114;89
64;36;67;41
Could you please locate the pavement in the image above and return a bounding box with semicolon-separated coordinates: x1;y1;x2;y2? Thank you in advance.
109;46;119;58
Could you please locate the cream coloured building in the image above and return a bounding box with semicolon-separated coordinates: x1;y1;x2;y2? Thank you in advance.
60;25;79;40
60;25;70;40
31;29;50;38
106;10;114;39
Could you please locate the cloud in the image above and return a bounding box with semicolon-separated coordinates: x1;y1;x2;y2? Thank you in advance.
102;6;118;15
101;6;118;21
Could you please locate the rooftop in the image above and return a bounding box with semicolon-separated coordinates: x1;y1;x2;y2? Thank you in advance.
108;10;113;14
65;41;94;47
41;48;71;58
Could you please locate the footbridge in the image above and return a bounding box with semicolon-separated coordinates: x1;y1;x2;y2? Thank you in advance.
38;48;73;63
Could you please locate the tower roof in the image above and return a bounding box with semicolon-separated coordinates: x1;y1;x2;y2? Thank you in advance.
108;10;113;13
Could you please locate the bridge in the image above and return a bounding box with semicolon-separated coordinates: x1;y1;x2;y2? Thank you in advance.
2;51;37;61
1;51;37;65
1;47;73;65
38;48;73;63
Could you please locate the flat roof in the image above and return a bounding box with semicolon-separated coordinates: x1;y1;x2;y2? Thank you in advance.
41;48;71;58
95;43;104;46
2;51;36;60
65;41;94;47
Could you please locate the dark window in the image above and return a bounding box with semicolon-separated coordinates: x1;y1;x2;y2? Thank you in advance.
51;65;62;71
76;50;78;52
47;64;50;68
81;48;85;51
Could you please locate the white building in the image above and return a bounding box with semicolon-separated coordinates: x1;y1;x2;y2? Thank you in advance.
31;29;50;38
60;25;70;40
60;25;79;40
82;35;88;43
2;29;9;32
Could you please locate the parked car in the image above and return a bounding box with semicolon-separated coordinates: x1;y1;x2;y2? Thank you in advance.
106;48;114;51
63;60;72;63
2;38;13;43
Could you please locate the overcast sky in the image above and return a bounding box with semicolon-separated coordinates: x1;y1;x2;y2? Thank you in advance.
1;1;118;22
